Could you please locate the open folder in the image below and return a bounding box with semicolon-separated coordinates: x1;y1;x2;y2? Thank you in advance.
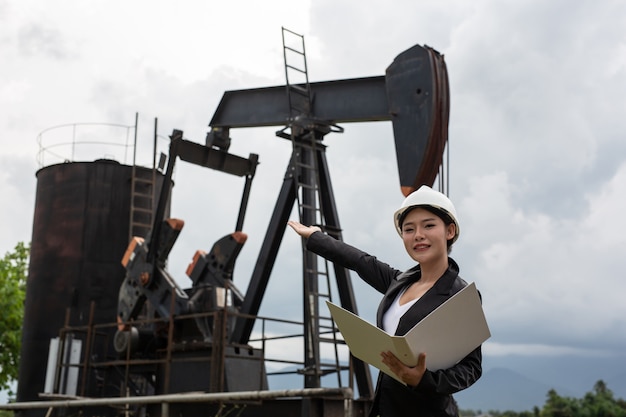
326;282;490;385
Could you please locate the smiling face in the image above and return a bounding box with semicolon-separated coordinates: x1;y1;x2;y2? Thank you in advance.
400;207;456;266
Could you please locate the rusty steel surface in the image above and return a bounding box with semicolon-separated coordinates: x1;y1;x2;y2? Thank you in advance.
17;161;168;416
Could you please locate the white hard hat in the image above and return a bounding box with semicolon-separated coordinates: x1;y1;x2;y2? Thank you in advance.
393;185;460;242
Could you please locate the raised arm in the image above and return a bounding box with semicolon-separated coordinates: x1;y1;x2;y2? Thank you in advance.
287;219;400;294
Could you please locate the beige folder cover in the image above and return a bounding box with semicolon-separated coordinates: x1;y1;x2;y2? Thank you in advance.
326;282;490;384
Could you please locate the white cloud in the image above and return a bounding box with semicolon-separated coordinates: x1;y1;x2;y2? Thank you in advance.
580;162;626;247
0;156;37;254
458;163;626;350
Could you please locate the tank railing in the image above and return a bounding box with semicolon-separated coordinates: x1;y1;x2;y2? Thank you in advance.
36;119;171;170
47;300;353;405
36;122;136;168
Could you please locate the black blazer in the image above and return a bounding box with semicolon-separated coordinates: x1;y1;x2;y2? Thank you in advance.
307;232;482;417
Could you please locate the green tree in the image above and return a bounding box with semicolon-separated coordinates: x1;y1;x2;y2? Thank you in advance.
539;381;626;417
462;381;626;417
578;380;626;417
0;242;29;394
543;388;585;417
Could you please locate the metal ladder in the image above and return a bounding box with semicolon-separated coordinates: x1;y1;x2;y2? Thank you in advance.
128;115;157;242
129;166;155;241
280;27;345;389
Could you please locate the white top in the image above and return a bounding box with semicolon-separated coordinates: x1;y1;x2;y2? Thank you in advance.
382;287;419;335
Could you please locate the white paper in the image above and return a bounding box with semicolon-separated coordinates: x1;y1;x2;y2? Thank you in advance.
326;282;490;384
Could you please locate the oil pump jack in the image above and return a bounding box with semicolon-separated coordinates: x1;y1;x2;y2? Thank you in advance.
113;30;450;417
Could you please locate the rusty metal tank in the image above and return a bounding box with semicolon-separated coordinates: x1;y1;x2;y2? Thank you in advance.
16;158;166;413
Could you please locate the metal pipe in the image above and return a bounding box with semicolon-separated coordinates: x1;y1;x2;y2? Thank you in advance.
0;387;353;410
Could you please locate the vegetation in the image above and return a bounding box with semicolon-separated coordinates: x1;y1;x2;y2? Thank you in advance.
0;242;29;396
461;380;626;417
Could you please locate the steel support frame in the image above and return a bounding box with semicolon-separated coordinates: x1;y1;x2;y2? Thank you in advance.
231;144;374;399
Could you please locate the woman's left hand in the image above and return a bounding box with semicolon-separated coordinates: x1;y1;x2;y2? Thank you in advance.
381;351;427;387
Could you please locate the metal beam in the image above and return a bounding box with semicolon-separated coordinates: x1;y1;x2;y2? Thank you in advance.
230;162;297;345
177;138;257;177
0;388;353;410
210;77;389;128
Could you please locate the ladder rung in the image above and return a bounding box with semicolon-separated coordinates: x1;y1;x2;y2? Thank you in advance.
289;85;309;95
297;184;318;193
132;222;152;229
133;188;153;195
132;194;153;202
324;225;342;236
304;268;328;276
295;162;314;169
133;178;154;185
132;169;155;179
132;207;153;214
284;45;305;55
286;64;306;74
298;183;317;191
306;279;330;287
312;293;331;299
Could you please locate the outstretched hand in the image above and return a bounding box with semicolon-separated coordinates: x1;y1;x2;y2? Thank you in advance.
381;351;427;387
287;220;322;238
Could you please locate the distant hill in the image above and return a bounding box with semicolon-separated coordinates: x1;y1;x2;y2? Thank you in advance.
454;367;567;412
455;366;626;413
479;353;626;399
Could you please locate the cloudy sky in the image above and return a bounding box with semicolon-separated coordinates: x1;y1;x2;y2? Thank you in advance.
2;0;626;402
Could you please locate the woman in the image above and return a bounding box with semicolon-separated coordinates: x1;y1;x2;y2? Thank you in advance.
288;185;482;417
